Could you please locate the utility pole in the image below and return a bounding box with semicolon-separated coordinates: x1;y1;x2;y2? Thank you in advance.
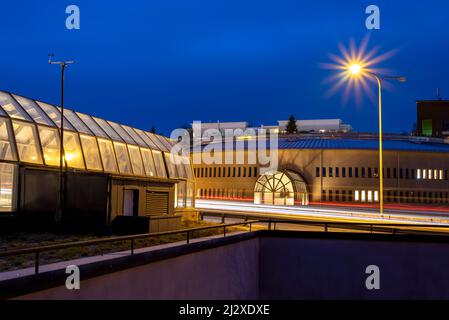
48;54;75;223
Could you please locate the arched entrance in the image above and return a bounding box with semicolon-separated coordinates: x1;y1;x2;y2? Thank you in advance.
254;170;308;206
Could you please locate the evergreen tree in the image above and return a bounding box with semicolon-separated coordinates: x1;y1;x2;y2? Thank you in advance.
150;125;156;134
286;115;298;134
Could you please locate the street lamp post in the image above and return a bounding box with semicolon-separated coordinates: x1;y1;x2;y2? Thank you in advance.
48;54;75;223
349;65;405;214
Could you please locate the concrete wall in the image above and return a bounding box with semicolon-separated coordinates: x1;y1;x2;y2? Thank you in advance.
259;235;449;299
15;238;259;300
9;232;449;300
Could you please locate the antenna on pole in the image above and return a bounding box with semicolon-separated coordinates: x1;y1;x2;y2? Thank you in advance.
48;53;75;66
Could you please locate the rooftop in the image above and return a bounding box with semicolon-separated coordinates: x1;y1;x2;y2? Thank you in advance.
0;90;193;180
198;135;449;153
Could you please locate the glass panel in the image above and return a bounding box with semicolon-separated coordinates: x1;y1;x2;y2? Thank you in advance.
164;152;178;178
152;150;167;178
63;109;92;135
140;148;157;177
134;128;158;149
183;157;194;180
12;120;42;164
0;91;31;120
93;117;123;141
122;125;146;147
174;154;187;178
0;118;17;161
63;131;85;169
98;138;118;173
38;126;61;166
76;113;109;138
177;181;186;208
36;101;75;130
161;136;175;151
108;121;136;145
80;134;102;170
145;132;167;151
128;145;144;176
0;163;16;212
13;95;54;126
114;142;132;174
186;181;194;207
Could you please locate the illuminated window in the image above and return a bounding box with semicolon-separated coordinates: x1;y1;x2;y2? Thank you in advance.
63;109;92;135
76;113;109;138
152;150;167;178
0;91;32;120
12;121;42;164
140;148;156;177
128;145;145;176
428;169;432;180
177;181;186;208
164;153;178;178
440;170;444;180
80;134;102;171
114;142;132;174
38;126;60;166
0;118;17;161
367;190;373;203
186;182;194;207
108;121;136;145
98;138;118;173
122;125;146;147
423;169;427;179
361;190;366;202
183;157;194;180
355;190;360;201
171;155;186;179
63;131;85;169
374;191;379;202
434;169;438;180
93;117;123;142
417;169;421;179
36;101;74;130
13;95;53;126
0;163;17;212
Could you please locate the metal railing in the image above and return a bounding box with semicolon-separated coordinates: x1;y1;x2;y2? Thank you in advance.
200;211;449;236
2;216;449;275
0;220;260;275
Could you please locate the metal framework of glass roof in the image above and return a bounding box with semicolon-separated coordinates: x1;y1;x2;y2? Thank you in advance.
0;90;192;180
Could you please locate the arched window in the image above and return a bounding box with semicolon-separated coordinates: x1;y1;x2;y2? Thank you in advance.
254;170;308;206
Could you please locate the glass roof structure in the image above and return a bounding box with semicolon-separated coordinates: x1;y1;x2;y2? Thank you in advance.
0;90;193;181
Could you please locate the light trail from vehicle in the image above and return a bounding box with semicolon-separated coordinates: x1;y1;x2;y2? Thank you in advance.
196;199;449;226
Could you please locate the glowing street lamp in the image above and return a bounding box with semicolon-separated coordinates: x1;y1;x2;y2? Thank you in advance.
348;63;406;214
349;64;362;75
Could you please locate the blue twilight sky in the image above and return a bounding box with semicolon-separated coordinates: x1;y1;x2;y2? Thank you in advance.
1;0;448;135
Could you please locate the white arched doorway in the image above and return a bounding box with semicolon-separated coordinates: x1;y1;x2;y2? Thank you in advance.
254;170;308;206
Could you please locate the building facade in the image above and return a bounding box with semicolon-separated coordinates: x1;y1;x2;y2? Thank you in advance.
0;90;195;233
192;136;449;207
417;100;449;137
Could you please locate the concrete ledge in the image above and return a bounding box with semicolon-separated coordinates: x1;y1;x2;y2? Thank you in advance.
5;230;449;299
0;232;257;299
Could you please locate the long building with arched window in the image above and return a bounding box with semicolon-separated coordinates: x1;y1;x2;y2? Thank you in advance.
192;135;449;209
0;90;195;233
